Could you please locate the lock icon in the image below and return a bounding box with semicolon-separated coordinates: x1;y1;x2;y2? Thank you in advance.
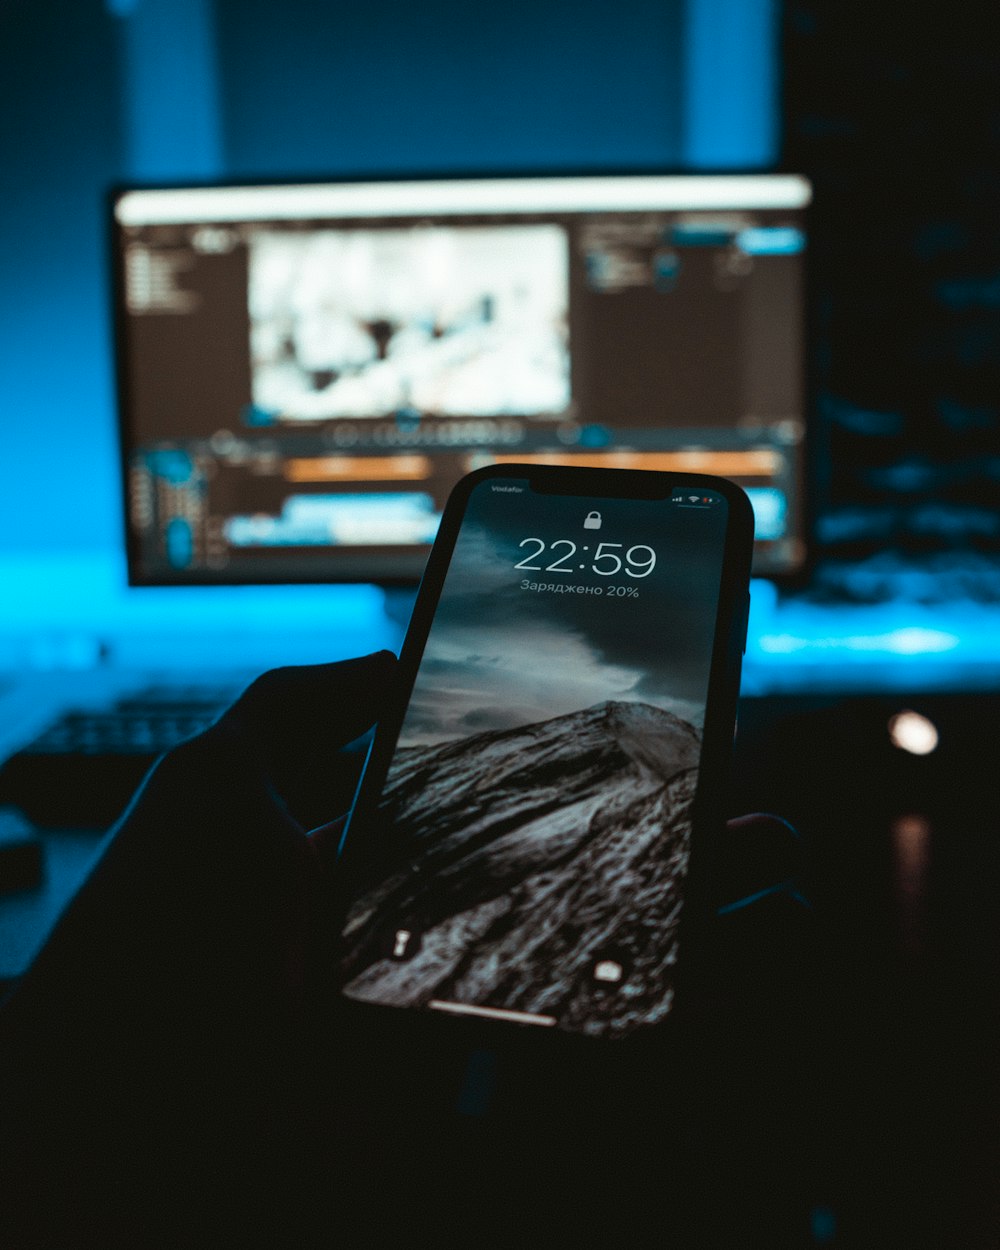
584;511;602;530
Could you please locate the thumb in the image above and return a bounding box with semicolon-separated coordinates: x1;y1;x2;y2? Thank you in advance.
211;651;398;830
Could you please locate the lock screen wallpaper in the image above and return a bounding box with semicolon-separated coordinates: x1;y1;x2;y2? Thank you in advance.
341;477;729;1037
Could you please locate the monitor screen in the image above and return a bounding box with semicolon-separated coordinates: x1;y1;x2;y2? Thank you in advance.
111;172;811;584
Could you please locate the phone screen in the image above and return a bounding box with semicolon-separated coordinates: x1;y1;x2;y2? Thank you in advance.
340;475;734;1038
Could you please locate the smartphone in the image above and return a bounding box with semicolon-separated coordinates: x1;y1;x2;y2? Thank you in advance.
335;464;753;1042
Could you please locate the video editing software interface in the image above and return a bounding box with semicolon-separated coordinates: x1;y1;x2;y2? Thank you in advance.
113;174;811;584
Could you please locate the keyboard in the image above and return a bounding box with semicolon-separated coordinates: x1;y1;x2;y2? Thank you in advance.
0;682;244;830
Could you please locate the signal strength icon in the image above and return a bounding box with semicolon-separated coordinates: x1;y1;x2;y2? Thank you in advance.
688;495;700;503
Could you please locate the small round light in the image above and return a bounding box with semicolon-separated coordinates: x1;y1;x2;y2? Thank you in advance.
888;710;939;756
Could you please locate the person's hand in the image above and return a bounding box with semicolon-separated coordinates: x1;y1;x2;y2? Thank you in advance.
0;651;399;1247
4;651;399;1032
6;648;807;1042
0;650;809;1245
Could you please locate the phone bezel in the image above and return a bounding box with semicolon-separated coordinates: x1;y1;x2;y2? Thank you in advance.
333;463;754;1048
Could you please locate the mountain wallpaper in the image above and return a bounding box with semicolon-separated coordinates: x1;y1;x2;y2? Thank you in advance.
342;699;700;1037
340;479;725;1037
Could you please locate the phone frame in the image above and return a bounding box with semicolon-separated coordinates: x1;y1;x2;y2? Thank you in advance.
333;462;754;1049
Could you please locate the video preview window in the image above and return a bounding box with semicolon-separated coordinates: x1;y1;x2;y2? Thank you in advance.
248;225;570;422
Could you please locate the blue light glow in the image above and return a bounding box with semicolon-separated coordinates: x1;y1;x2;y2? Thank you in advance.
652;251;681;291
736;226;805;255
225;493;441;548
0;553;400;674
810;1206;836;1245
165;518;193;568
745;487;786;540
579;425;612;448
147;449;194;484
241;404;278;427
3;0;997;704
118;0;223;181
683;0;779;168
758;627;960;657
670;225;733;248
741;580;1000;694
4;555;998;696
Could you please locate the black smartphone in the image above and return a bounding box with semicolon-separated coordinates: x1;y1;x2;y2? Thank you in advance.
335;464;753;1043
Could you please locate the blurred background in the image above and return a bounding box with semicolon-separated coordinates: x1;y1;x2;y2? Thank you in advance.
2;1;999;675
1;2;999;1243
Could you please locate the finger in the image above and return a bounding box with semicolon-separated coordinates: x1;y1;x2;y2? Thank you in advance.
308;815;347;868
224;651;399;754
198;651;397;832
717;812;804;910
697;813;814;1007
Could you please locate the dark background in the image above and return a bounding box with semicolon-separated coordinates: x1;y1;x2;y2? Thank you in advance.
783;1;1000;587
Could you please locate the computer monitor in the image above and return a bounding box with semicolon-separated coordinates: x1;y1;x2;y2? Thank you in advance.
111;171;811;585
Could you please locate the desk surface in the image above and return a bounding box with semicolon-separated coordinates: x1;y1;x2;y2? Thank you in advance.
0;827;107;986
